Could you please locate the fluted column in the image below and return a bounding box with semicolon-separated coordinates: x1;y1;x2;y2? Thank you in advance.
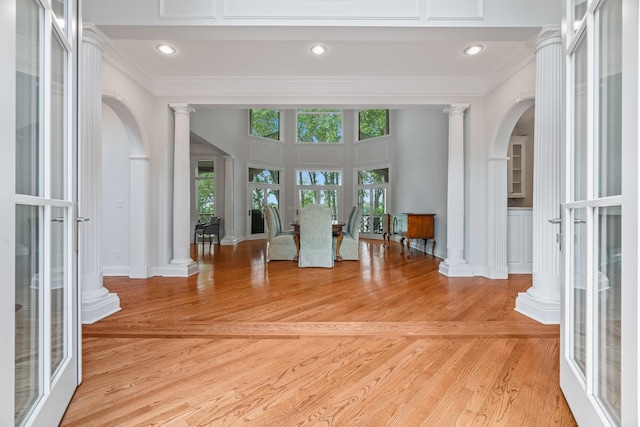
515;26;562;324
220;155;237;245
439;103;473;277
487;157;509;279
129;156;149;278
166;103;198;276
79;25;120;323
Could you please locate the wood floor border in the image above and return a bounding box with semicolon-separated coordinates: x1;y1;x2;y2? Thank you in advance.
83;320;559;339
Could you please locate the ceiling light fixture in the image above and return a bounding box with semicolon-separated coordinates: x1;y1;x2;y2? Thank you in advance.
157;44;176;55
310;44;327;56
464;45;483;56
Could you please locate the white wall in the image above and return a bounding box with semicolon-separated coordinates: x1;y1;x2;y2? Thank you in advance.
101;61;162;271
395;108;448;258
102;103;131;274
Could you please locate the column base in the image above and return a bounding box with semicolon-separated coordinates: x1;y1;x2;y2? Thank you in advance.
221;236;241;246
439;260;474;277
515;291;560;324
82;292;121;324
159;261;199;277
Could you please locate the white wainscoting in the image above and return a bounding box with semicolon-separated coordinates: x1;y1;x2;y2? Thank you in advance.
507;207;532;274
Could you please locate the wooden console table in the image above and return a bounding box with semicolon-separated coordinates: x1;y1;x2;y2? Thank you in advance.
382;213;436;255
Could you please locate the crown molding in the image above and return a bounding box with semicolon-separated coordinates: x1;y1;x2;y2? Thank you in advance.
153;75;486;100
482;45;536;95
101;44;156;95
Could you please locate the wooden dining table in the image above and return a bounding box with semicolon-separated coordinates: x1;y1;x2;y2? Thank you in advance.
290;220;346;261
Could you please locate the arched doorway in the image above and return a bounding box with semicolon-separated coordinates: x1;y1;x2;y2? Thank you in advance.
102;91;151;278
487;96;535;279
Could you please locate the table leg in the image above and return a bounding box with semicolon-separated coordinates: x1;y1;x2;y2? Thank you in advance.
335;232;343;261
293;232;300;261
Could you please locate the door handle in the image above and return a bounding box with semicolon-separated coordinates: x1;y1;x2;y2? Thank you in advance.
76;217;90;222
548;218;562;225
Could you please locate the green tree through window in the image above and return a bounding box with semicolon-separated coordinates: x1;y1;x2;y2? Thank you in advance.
296;109;342;143
358;109;389;140
196;160;215;223
250;109;280;141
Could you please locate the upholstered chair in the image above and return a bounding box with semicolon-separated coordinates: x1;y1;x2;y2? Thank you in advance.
334;205;362;261
265;205;297;261
272;206;293;235
298;205;334;268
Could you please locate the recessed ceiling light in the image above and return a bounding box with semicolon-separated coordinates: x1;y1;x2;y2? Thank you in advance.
310;44;327;55
157;44;176;55
464;45;483;56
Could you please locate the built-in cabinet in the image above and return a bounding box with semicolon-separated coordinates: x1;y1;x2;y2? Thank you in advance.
507;207;532;274
507;136;526;198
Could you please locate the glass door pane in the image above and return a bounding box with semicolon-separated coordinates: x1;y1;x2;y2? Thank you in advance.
571;207;587;378
596;0;622;198
15;205;42;425
51;31;67;200
573;36;588;202
50;206;68;377
250;187;265;235
16;0;42;198
299;190;316;208
319;190;338;220
372;188;386;234
358;189;371;232
267;189;279;210
595;207;621;423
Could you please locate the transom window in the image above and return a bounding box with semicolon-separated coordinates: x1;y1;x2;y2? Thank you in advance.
249;109;281;141
357;109;390;141
249;167;280;184
296;108;343;143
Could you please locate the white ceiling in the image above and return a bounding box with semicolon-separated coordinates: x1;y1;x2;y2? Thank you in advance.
97;25;539;81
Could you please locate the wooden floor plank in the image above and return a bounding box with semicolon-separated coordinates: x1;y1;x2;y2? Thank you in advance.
61;239;576;426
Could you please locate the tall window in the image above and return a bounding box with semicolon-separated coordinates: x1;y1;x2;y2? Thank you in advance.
356;168;389;235
249;109;281;141
296;109;342;143
357;109;389;141
296;170;342;219
195;160;215;223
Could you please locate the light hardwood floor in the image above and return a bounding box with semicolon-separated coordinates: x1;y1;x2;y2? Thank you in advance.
61;239;576;426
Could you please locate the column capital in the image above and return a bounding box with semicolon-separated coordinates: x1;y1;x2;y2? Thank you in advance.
223;155;235;161
444;103;470;116
169;103;195;116
82;23;110;50
536;25;562;51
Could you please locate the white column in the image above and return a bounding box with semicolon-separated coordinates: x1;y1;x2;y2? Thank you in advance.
487;157;509;279
439;103;473;277
79;25;120;323
164;104;198;277
515;27;562;324
129;156;149;278
221;155;237;245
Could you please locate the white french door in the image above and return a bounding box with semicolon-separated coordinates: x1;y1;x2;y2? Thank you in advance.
12;0;79;425
247;167;283;239
560;0;638;425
